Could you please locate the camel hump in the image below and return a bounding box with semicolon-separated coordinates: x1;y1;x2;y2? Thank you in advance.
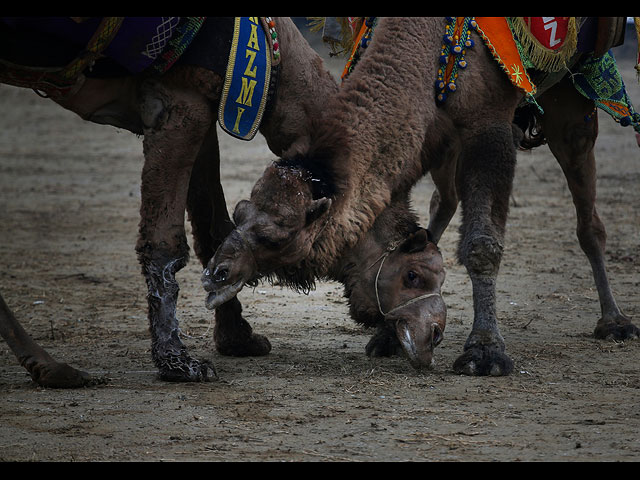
594;17;626;57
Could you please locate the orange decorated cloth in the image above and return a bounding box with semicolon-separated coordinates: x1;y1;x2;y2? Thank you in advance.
474;17;537;99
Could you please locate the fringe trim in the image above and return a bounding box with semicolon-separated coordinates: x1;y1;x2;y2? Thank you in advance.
509;17;577;72
307;17;362;56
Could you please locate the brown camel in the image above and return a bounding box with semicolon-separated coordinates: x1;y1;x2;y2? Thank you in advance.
0;17;447;387
205;17;640;376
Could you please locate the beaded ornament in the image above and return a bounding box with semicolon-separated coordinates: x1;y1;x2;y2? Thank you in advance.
435;17;477;104
341;17;377;81
265;17;280;61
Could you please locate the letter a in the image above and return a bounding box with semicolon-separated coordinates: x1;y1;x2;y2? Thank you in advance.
247;24;260;51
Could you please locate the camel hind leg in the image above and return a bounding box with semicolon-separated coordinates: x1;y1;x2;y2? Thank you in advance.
186;125;271;357
538;76;639;340
0;292;95;387
426;144;459;245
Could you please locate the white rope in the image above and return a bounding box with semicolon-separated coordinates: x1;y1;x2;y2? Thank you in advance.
372;243;442;316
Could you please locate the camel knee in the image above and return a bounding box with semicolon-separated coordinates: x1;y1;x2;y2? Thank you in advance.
140;93;168;131
458;234;504;277
136;235;190;278
576;213;607;256
565;123;597;158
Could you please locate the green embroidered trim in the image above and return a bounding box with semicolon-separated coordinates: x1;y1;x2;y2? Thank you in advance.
474;19;542;112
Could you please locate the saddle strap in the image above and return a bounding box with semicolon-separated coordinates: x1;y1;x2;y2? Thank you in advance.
594;16;626;57
0;17;123;99
60;17;124;83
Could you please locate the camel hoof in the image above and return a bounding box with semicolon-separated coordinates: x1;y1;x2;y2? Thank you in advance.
365;330;402;358
594;317;640;341
216;333;272;357
452;345;514;376
157;357;217;382
31;362;102;389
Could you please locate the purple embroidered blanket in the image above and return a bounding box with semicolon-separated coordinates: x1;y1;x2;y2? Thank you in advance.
1;17;199;74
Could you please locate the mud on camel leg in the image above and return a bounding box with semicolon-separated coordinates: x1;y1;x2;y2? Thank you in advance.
186;125;271;357
136;76;215;382
453;122;517;376
538;77;640;341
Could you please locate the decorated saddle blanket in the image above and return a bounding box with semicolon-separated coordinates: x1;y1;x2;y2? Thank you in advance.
0;17;205;97
0;17;205;75
474;17;640;134
322;17;639;135
0;16;280;140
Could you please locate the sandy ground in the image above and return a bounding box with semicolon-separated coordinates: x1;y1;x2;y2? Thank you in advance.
1;28;639;462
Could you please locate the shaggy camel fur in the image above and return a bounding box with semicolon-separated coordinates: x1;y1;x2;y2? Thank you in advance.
1;17;448;386
205;17;639;376
0;17;331;386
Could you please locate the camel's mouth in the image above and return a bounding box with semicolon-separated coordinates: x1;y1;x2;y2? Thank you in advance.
394;319;434;370
204;279;245;310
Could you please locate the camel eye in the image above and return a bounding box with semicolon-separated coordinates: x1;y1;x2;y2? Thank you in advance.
405;270;424;289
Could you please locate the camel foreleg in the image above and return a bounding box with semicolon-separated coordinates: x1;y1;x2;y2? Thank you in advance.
186;126;271;357
453;122;517;376
136;78;216;382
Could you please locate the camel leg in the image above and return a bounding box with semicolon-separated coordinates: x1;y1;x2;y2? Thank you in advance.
538;77;639;340
427;148;459;245
453;122;517;376
186;126;271;356
135;77;216;382
0;292;94;387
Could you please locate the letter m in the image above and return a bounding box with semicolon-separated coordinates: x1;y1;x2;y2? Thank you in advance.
236;77;257;107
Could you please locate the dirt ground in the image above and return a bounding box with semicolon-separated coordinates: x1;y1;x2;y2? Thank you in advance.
1;28;640;462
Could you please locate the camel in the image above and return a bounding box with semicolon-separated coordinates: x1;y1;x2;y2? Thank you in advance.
0;17;447;387
205;17;640;376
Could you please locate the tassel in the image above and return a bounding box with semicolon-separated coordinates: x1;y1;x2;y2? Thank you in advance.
306;17;361;56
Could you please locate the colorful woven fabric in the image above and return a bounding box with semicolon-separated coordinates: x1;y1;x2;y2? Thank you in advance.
508;17;578;72
474;17;537;102
150;17;205;74
571;50;640;134
341;17;377;81
0;17;205;98
435;17;478;104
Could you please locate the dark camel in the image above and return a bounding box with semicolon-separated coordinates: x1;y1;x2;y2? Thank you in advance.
0;17;334;386
204;17;639;376
0;17;447;386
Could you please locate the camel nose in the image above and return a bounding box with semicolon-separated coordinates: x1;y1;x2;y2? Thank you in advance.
211;266;228;283
202;266;228;289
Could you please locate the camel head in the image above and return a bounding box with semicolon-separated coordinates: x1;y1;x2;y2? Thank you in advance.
202;163;332;309
354;228;447;369
202;159;447;369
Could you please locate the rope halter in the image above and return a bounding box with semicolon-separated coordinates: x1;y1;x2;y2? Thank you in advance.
369;240;443;317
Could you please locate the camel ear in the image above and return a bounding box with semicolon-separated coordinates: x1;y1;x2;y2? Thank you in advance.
399;228;430;253
305;197;332;226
